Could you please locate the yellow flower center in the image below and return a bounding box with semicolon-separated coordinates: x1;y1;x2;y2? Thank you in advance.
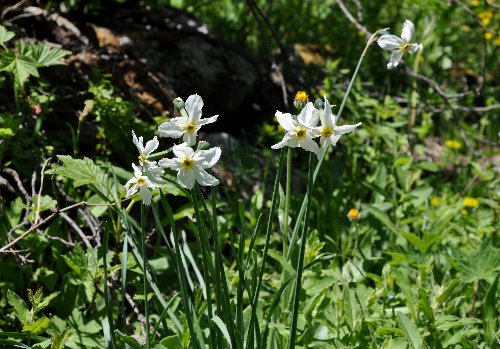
401;43;411;52
183;122;197;134
295;128;307;140
347;209;361;221
181;157;195;170
294;91;308;103
136;176;147;187
138;153;147;165
320;127;334;138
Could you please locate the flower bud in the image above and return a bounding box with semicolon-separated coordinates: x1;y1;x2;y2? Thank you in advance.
173;97;185;111
314;98;324;110
293;91;308;110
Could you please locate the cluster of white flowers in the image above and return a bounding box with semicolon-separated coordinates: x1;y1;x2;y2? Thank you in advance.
125;94;221;205
272;96;362;158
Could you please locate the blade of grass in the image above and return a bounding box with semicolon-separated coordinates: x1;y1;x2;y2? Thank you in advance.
102;222;117;349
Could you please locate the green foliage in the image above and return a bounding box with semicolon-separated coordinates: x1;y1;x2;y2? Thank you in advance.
0;25;70;88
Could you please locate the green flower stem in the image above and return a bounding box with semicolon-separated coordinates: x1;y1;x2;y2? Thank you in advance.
155;197;201;349
140;203;150;349
190;187;219;348
287;30;383;261
246;149;286;349
287;154;314;349
284;147;292;253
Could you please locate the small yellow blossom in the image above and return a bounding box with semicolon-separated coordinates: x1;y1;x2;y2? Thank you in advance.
470;0;480;6
478;11;493;20
460;209;468;216
481;17;491;26
484;32;494;40
294;91;308;103
494;37;500;46
463;197;479;208
431;197;441;206
347;208;361;221
445;140;462;150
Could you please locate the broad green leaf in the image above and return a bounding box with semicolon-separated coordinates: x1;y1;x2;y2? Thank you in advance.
343;287;360;331
29;43;71;67
7;290;31;325
393;269;416;321
23;317;50;334
212;315;233;349
114;330;142;348
483;274;498;344
159;335;183;349
0;25;15;44
396;312;422;349
267;249;295;274
365;205;398;234
418;288;434;322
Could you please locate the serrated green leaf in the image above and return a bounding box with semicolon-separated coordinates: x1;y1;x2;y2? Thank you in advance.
23;317;50;334
396;312;422;349
456;239;500;283
47;155;117;200
29;43;71;67
0;25;15;45
7;290;31;325
0;50;39;87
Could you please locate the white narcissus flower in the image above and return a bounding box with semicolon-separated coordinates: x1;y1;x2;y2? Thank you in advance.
158;143;221;190
158;94;218;146
271;102;321;158
315;96;361;148
377;20;423;69
125;164;158;206
132;131;164;185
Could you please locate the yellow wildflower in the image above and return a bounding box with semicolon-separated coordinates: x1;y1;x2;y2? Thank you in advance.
481;17;491;26
494;36;500;46
347;208;361;221
470;0;480;6
431;197;441;206
463;197;479;208
484;32;493;40
445;140;461;150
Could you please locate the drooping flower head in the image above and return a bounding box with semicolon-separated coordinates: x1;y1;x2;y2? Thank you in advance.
159;143;221;190
378;20;423;69
131;131;164;185
125;164;159;206
158;94;218;146
315;96;361;148
271;102;321;158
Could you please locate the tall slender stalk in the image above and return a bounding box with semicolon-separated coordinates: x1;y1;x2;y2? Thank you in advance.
140;203;150;349
246;149;285;348
287;154;314;349
287;30;384;261
284;147;292;253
